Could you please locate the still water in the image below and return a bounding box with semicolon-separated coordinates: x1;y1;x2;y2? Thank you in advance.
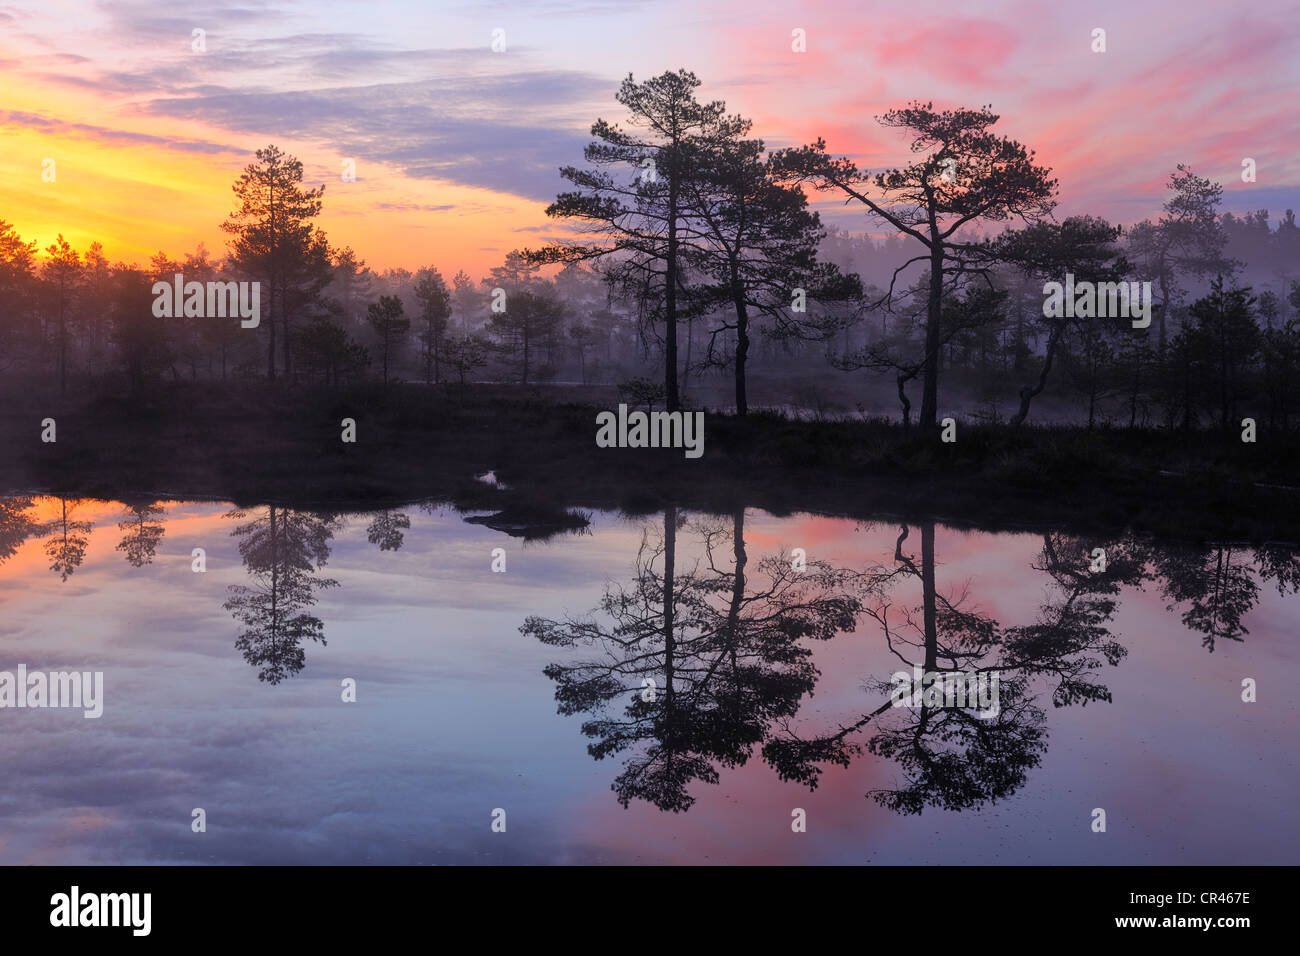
0;495;1295;864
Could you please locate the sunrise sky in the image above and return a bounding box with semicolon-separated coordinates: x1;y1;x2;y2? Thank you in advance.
2;0;1297;279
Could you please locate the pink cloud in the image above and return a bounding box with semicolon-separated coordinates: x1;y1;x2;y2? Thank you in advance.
870;19;1021;87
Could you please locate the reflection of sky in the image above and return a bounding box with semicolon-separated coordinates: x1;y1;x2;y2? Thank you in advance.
0;499;1295;864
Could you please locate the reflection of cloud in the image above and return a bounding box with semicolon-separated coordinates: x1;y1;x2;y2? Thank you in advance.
0;496;642;863
1;499;1298;862
577;753;892;864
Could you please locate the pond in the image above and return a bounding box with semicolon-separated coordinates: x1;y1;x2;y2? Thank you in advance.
0;495;1295;864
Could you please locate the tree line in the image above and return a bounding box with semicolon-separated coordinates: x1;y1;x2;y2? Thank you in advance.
3;70;1299;431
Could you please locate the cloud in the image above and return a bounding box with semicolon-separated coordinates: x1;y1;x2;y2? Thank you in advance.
0;109;245;156
450;0;647;15
138;68;610;201
373;202;457;212
872;19;1021;87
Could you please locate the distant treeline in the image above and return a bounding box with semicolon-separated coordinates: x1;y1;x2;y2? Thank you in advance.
2;70;1299;432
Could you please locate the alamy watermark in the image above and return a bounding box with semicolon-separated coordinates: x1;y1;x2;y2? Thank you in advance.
595;403;705;459
1043;273;1152;329
50;886;150;936
889;666;1000;718
0;665;103;718
152;273;260;328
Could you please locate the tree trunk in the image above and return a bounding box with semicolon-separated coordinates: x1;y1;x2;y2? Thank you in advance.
1157;273;1170;352
921;522;937;672
522;325;530;386
732;281;749;417
664;148;680;412
662;505;677;708
1128;355;1140;428
282;309;293;379
58;316;67;397
266;287;277;380
1011;324;1062;426
897;370;915;433
920;247;943;429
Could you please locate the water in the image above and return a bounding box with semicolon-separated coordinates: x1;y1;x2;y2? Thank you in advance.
0;495;1295;864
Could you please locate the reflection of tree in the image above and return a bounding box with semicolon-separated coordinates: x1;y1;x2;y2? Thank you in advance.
223;506;340;684
523;507;864;812
1253;542;1300;597
463;506;591;541
1151;544;1258;651
1018;533;1143;707
366;510;410;551
42;497;92;581
1126;538;1300;653
115;501;165;566
766;524;1133;815
0;496;37;565
527;510;1300;814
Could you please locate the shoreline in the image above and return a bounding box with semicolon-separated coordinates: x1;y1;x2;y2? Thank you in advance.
2;381;1297;542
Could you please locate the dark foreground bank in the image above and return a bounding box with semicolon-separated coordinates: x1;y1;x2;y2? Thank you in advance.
1;381;1296;540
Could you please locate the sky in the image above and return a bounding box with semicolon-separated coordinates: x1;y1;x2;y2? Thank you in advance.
2;0;1298;279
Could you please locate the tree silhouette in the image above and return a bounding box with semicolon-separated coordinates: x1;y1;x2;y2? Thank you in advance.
486;290;564;386
41;234;81;397
366;510;410;551
1177;277;1260;431
1152;543;1258;651
295;316;369;385
523;507;865;811
1253;542;1300;597
765;523;1132;814
221;144;327;379
414;266;452;384
680;134;860;415
41;497;93;581
444;335;490;393
528;70;749;411
115;261;175;394
366;294;409;384
1127;165;1233;350
0;221;38;378
330;246;374;326
223;506;340;683
775;102;1058;428
978;215;1129;425
115;501;166;567
0;496;37;565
